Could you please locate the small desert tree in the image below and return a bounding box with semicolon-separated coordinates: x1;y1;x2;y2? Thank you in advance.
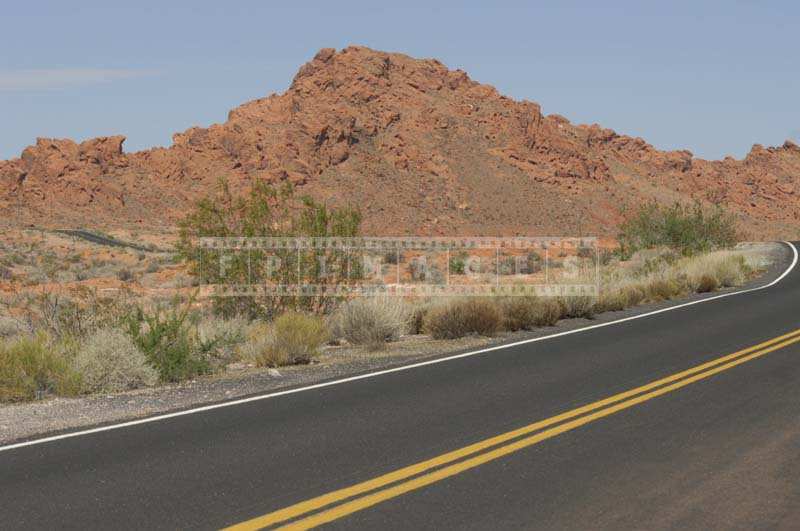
618;201;738;258
178;179;361;318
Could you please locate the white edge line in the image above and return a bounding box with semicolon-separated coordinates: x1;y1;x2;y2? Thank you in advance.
1;242;797;453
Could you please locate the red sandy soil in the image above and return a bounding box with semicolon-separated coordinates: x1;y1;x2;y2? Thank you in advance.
1;46;798;239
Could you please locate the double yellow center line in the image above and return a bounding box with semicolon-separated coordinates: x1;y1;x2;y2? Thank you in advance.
225;327;800;530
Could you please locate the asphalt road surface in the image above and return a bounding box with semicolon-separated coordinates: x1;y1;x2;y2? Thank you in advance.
2;243;799;530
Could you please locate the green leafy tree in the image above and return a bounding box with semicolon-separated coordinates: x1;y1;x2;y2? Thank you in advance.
178;179;361;318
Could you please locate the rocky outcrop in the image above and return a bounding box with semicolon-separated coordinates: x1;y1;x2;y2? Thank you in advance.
2;46;799;238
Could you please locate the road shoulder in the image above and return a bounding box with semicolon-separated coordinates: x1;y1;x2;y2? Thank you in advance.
0;242;790;446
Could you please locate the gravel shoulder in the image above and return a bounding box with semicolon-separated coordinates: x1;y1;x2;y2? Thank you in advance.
0;242;790;446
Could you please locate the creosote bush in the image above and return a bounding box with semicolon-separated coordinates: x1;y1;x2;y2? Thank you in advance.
178;178;361;319
74;328;158;393
423;298;502;339
618;201;737;258
125;301;211;383
331;297;410;349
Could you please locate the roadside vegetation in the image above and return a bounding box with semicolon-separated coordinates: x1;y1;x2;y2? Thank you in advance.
0;196;772;403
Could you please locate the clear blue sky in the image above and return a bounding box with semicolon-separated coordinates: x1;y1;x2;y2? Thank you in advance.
2;1;798;160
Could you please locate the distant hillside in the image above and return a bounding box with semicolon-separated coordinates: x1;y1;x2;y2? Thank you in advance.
2;46;799;238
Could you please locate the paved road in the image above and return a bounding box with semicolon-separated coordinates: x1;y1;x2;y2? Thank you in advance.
2;243;799;530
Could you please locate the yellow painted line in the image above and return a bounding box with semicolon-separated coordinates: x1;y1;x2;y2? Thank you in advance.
224;328;800;531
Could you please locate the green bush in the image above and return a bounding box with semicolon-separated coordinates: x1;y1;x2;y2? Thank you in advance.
0;334;81;402
125;302;210;383
74;328;158;393
618;201;737;258
423;298;502;339
240;313;329;367
331;297;410;349
449;252;467;275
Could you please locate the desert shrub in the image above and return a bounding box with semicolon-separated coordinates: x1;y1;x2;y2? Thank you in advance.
618;201;737;258
501;297;562;331
644;277;685;301
331;297;410;348
712;255;749;287
0;334;81;402
194;316;248;368
240;313;328;367
449;252;467;275
145;261;160;274
117;268;134;282
696;274;719;293
0;315;24;339
408;302;430;335
9;288;138;340
594;290;629;313
0;265;13;281
125;301;210;382
423;298;502;339
680;251;751;292
525;252;543;274
619;284;647;307
534;298;562;326
178;178;361;319
383;250;402;265
629;247;680;276
557;296;596;319
409;257;429;281
73;328;158;393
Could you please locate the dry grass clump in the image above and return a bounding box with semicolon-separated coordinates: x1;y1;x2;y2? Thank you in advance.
423;298;502;339
240;313;329;367
501;297;561;331
557;295;596;319
598;248;760;310
73;328;158;393
330;297;410;349
644;276;685;301
695;274;719;293
679;251;750;290
594;290;628;313
0;334;81;402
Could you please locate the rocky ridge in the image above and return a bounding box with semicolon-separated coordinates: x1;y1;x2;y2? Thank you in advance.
2;46;799;238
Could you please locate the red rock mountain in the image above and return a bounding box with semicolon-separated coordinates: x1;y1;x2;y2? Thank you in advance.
2;46;799;238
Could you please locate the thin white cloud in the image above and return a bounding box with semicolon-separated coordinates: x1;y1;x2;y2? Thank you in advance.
0;68;157;91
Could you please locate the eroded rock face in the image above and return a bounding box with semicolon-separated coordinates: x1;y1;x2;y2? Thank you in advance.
2;46;799;237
